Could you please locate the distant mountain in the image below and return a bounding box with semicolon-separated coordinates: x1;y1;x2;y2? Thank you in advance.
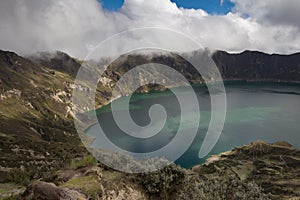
27;50;300;83
213;50;300;82
24;50;300;85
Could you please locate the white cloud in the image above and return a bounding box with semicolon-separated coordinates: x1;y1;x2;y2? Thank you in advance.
220;0;225;6
231;0;300;28
0;0;299;58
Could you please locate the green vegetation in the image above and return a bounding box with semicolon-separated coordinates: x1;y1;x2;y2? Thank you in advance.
7;169;33;186
0;183;25;200
140;164;185;197
70;155;98;169
61;175;103;199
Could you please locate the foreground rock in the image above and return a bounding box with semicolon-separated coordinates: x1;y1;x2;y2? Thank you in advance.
22;182;87;200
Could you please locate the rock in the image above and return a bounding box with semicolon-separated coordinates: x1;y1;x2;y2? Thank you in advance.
58;166;102;182
273;141;293;148
22;181;87;200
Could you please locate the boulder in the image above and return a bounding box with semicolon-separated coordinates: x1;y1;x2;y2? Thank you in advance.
22;181;87;200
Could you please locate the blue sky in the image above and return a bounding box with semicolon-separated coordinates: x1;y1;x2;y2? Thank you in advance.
99;0;234;14
170;0;234;14
99;0;124;11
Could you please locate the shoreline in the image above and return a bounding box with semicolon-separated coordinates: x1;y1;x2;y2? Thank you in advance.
90;79;300;113
82;79;300;132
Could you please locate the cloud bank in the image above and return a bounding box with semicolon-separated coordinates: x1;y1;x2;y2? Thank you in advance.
0;0;300;58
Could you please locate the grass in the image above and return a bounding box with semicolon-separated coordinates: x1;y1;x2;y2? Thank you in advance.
61;175;102;199
70;155;97;170
0;183;25;200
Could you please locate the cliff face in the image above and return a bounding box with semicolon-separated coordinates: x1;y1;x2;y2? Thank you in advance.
81;50;300;108
26;50;300;84
213;50;300;82
97;50;300;84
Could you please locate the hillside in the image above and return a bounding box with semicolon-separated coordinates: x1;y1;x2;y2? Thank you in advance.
10;141;299;200
0;50;87;182
0;49;300;199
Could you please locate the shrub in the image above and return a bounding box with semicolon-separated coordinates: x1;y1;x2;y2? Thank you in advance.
8;169;33;186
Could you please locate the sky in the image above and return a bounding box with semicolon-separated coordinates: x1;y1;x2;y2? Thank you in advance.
0;0;300;58
100;0;234;14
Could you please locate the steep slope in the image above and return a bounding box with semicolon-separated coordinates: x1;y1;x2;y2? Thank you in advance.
0;50;87;183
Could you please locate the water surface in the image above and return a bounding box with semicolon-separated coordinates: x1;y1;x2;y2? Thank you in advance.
86;82;300;168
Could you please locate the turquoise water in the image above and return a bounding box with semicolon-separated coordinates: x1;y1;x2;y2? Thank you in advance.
86;82;300;168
